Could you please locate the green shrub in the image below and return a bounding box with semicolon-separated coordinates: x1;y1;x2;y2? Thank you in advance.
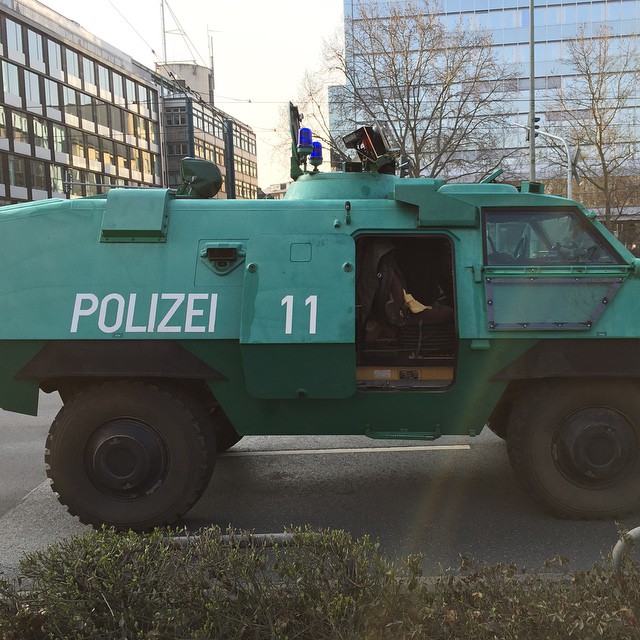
1;526;640;639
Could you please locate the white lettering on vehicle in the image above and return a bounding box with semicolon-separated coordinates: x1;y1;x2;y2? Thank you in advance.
70;293;219;334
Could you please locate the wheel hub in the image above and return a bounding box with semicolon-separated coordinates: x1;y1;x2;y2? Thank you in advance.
554;408;636;487
85;419;168;497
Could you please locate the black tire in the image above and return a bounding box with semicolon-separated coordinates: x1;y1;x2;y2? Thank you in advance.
507;380;640;519
45;380;213;530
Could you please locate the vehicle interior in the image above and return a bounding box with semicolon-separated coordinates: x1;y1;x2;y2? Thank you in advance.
355;235;457;389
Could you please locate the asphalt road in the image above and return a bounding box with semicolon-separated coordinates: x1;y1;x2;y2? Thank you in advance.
0;393;636;578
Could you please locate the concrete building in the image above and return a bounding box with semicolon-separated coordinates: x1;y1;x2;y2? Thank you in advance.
157;63;258;199
0;0;257;204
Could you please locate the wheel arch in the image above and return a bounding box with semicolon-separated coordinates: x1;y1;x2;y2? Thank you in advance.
15;340;226;402
491;339;640;382
487;339;640;439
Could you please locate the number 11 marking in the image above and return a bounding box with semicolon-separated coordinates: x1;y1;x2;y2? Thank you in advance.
281;294;318;335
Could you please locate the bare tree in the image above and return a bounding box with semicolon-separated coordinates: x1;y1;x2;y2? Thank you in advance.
325;0;519;180
550;26;640;227
273;36;352;178
290;66;352;166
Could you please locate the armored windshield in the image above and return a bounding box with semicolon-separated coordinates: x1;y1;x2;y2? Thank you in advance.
484;209;623;266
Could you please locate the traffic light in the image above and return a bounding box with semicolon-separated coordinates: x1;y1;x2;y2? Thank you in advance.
399;155;410;178
526;116;541;141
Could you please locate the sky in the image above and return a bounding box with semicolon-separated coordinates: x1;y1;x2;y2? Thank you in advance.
37;0;344;187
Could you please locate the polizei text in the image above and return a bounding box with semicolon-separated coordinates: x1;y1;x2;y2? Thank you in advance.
70;293;219;334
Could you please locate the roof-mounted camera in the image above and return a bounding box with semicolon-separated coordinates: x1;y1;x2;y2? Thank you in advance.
342;125;399;174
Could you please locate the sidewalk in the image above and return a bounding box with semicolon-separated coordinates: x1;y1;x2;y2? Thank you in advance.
0;481;87;580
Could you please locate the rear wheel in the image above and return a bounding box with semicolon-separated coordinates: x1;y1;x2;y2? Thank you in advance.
45;380;213;530
507;380;640;518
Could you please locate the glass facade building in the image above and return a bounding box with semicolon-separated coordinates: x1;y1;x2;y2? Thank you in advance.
0;0;163;203
338;0;640;177
0;0;258;204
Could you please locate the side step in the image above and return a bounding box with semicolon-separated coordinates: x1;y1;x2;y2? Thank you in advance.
356;365;454;390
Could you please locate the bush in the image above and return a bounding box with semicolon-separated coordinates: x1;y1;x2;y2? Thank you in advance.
0;526;639;639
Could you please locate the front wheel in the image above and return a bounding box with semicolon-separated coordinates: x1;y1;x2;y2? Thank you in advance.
507;380;640;518
45;381;213;530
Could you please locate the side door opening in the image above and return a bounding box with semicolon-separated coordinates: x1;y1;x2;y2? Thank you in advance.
355;234;457;389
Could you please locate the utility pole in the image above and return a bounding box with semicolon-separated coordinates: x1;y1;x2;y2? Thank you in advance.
208;29;216;108
160;0;167;64
528;0;536;181
223;119;236;199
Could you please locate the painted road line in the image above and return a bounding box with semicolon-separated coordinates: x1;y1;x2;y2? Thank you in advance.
222;444;470;457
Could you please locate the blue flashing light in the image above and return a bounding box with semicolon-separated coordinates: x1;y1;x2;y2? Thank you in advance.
297;127;313;156
310;141;323;167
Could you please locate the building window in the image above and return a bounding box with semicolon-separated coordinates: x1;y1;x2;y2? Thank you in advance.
110;105;123;135
138;85;149;112
31;160;47;190
166;107;187;126
142;150;152;174
24;70;40;106
2;61;20;97
212;117;222;139
47;40;63;77
86;134;99;164
70;130;85;161
97;64;110;95
113;73;124;104
52;123;68;154
65;49;79;80
0;106;7;138
8;155;26;187
63;87;78;123
27;30;44;67
130;146;141;175
82;57;95;86
71;168;83;197
125;78;136;109
167;143;188;156
102;139;115;165
95;100;109;129
12;112;29;144
125;112;136;140
149;121;159;146
85;172;98;196
45;79;60;110
137;116;147;143
6;19;23;54
50;164;64;193
33;117;48;149
116;143;128;170
79;93;93;126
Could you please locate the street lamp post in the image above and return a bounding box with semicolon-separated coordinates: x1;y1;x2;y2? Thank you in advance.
512;122;574;199
535;129;573;199
529;0;536;181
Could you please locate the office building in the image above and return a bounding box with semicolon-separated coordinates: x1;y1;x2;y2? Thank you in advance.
0;0;257;204
157;63;258;199
336;1;640;180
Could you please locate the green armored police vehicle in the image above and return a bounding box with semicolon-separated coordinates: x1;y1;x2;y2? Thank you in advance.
0;105;638;529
